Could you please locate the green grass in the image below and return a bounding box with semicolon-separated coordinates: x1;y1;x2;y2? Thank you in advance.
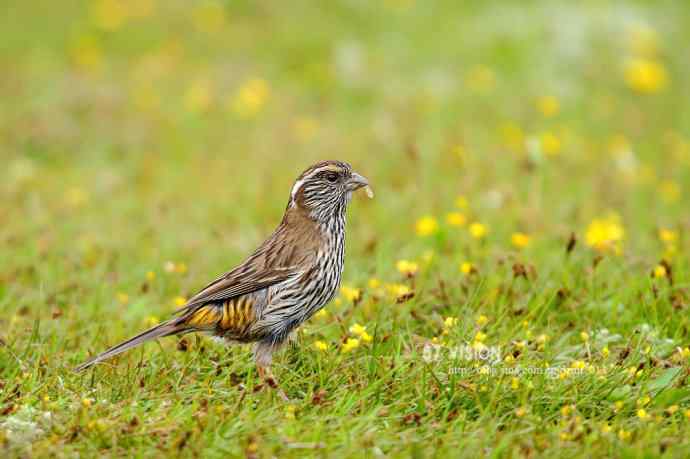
2;0;690;457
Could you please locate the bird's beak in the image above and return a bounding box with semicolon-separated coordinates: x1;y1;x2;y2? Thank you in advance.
348;172;374;198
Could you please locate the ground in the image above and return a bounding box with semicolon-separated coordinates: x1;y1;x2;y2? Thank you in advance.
2;1;690;457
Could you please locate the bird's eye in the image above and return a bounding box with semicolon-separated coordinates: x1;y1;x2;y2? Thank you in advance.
325;173;338;183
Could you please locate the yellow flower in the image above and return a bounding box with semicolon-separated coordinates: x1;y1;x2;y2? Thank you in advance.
684;409;690;420
455;196;469;209
173;296;187;307
460;261;474;275
349;323;372;343
601;423;612;434
368;278;381;289
340;285;361;303
637;408;649;420
658;228;678;243
313;340;328;352
469;222;487;239
580;331;590;342
602;346;610;358
116;292;129;304
284;404;296;420
571;360;586;370
515;407;527;418
536;95;560;117
230;78;270;118
396;260;419;277
314;309;328;319
476;315;489;327
415;216;439;236
144;316;159;327
653;264;667;278
342;338;360;353
82;398;93;408
585;214;625;253
350;323;367;335
474;331;487;343
618;429;631;441
561;405;573;417
443;317;459;329
510;377;520;390
614;401;624;412
624;58;668;94
445;212;467;227
511;232;531;249
540;132;561;156
146;271;156;281
385;283;411;299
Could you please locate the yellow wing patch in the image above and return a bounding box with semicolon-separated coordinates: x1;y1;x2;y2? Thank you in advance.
220;297;254;332
185;297;254;337
187;305;221;328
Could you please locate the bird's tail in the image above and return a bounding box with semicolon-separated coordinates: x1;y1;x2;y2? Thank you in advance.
74;318;187;372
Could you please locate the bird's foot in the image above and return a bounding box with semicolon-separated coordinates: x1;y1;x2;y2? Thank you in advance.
264;376;289;401
257;365;289;401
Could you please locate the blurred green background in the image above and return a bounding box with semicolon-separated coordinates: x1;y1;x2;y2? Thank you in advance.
2;0;690;456
3;1;688;305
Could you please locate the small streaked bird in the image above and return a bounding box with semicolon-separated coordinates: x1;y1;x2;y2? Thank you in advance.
75;160;373;398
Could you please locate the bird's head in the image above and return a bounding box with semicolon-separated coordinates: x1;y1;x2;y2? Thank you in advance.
288;160;373;221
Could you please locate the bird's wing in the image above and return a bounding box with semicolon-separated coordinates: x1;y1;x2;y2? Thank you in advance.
177;266;297;313
178;216;319;315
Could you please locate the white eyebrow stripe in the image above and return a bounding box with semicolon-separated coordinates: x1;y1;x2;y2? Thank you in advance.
289;166;342;202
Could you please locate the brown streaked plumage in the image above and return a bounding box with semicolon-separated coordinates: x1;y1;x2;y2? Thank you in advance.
75;160;372;399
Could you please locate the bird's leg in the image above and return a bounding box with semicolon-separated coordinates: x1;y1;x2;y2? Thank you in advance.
254;342;289;401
